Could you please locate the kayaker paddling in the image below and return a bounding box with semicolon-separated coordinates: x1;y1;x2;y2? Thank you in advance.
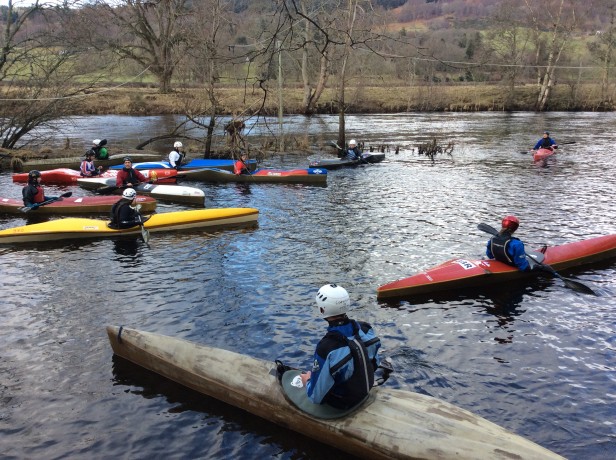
108;188;149;229
341;139;361;160
21;170;63;210
486;215;547;272
233;152;251;175
532;131;558;152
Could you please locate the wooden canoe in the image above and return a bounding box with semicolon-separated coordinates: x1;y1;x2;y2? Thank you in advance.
106;325;564;460
0;208;258;244
0;195;157;215
377;234;616;300
3;152;161;172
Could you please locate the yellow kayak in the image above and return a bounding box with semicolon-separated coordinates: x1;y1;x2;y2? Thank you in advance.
0;208;258;244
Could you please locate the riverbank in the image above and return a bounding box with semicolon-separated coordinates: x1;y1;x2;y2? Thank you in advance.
71;83;614;116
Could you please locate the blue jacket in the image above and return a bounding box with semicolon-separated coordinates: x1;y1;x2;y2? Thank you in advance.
534;137;557;150
306;317;380;409
486;233;529;271
343;147;361;160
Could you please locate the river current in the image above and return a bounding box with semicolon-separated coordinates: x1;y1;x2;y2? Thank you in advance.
1;112;615;459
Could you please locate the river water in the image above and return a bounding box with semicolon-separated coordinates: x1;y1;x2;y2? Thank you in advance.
1;112;615;459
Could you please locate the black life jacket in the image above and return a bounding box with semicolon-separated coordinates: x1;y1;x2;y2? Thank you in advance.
323;321;377;409
539;138;553;149
490;232;516;265
109;200;135;229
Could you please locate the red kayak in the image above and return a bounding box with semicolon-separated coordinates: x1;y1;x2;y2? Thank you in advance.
12;168;178;185
533;148;555;162
377;234;616;300
0;195;157;214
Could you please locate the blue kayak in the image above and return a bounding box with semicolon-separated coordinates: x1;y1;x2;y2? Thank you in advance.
110;159;257;172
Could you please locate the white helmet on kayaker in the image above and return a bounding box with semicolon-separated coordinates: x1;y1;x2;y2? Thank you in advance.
173;141;183;149
122;188;137;200
348;139;357;147
315;284;350;318
93;139;102;146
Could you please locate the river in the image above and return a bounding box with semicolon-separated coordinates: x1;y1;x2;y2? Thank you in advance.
1;112;615;459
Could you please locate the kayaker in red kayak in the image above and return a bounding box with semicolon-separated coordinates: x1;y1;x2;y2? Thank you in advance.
108;188;149;229
486;215;531;271
21;170;60;210
234;152;251;175
532;131;558;152
116;157;147;187
80;151;102;177
298;284;381;410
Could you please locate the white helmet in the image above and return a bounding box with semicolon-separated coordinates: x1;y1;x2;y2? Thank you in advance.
173;141;183;149
93;139;102;146
348;139;357;147
315;284;350;318
122;188;137;200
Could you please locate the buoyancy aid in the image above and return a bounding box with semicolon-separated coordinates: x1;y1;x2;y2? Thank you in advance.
490;232;516;265
323;321;378;409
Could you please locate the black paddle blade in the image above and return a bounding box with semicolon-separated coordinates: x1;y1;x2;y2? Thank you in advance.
95;186;119;195
61;191;73;198
566;279;597;295
477;223;499;236
560;277;597;295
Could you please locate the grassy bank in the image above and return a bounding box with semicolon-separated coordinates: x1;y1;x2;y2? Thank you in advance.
71;83;614;116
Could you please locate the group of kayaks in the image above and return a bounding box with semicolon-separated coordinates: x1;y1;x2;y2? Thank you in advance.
1;150;384;244
6;144;613;458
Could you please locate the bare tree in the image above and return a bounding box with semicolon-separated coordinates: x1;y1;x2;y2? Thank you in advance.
525;0;576;111
587;1;616;104
487;1;530;109
0;1;109;148
77;0;192;93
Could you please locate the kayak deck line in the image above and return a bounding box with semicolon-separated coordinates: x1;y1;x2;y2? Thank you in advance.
0;208;259;244
106;325;564;460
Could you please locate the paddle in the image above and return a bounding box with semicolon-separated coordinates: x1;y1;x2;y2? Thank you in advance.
134;204;150;247
519;141;575;154
94;184;122;195
19;192;72;213
330;140;365;163
477;223;596;295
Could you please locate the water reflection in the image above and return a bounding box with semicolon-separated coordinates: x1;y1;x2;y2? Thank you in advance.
1;112;615;459
112;238;144;259
110;355;357;460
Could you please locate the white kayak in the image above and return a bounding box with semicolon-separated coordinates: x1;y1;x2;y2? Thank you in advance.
106;326;564;460
77;177;205;205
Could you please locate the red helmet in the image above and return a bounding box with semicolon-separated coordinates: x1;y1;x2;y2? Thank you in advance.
501;215;519;232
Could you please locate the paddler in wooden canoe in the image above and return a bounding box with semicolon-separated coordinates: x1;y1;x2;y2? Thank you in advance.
277;284;392;419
